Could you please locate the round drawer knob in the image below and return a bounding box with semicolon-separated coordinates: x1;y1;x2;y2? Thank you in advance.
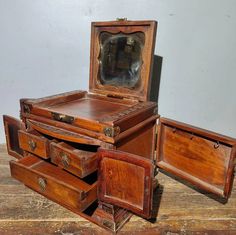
38;177;47;191
28;139;37;151
60;152;70;168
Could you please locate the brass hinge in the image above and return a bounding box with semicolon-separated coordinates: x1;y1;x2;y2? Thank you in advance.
103;126;120;138
153;124;159;163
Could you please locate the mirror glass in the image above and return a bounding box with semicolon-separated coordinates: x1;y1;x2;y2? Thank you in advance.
99;32;145;89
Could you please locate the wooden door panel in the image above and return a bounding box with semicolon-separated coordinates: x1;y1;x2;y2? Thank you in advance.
3;115;25;159
156;118;236;198
97;148;154;218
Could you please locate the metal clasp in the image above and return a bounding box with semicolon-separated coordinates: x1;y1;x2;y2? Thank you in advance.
51;112;74;124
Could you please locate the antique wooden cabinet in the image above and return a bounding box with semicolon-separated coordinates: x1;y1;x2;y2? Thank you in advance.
3;19;236;232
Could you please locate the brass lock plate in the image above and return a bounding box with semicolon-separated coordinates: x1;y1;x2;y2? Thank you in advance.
51;112;74;124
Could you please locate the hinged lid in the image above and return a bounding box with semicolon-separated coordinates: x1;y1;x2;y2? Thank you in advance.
156;117;236;199
97;148;154;218
89;20;157;101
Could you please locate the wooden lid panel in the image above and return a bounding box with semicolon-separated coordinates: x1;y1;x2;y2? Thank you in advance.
156;118;236;198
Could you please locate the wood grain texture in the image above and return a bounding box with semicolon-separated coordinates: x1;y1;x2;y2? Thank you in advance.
1;144;236;234
97;148;154;219
50;142;98;178
9;154;97;212
18;130;51;159
157;118;236;198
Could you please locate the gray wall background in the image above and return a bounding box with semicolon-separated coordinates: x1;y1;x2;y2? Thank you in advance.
0;0;236;143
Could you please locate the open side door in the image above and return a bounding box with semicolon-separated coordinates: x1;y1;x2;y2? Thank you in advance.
3;115;25;159
156;117;236;199
97;148;154;219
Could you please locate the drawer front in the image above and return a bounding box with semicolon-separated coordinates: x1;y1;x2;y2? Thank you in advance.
50;142;98;178
18;130;50;159
10;155;97;212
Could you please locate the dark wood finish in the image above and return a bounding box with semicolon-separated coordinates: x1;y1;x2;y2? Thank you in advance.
3;19;236;233
156;117;236;198
50;142;98;178
97;148;154;218
3;115;25;159
10;154;97;212
1;144;236;234
18;130;51;159
89;20;157;101
20;92;157;143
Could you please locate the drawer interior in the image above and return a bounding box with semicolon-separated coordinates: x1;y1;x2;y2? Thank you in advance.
10;155;97;212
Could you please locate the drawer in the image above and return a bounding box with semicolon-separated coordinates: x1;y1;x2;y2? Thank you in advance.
10;155;97;212
18;130;51;159
50;142;98;178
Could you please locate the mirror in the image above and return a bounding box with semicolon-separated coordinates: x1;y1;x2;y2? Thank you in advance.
99;32;145;89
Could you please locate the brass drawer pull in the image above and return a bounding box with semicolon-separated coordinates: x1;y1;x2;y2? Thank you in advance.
28;139;37;151
60;152;70;168
38;177;47;191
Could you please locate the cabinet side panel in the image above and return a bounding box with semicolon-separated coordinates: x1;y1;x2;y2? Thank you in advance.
116;122;155;159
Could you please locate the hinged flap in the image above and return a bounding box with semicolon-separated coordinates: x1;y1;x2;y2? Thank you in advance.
97;148;154;218
3;115;25;159
89;20;157;101
156;117;236;199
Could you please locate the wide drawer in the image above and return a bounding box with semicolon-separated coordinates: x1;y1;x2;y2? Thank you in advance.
18;130;51;159
50;142;98;178
10;155;97;212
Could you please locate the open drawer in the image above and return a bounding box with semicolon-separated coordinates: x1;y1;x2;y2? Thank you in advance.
50;142;98;178
10;154;97;212
18;129;53;159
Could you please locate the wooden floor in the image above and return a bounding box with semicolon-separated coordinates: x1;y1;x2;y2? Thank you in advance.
1;144;236;235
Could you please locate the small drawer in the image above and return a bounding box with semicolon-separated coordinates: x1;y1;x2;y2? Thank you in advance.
18;130;51;159
10;155;97;212
50;142;98;178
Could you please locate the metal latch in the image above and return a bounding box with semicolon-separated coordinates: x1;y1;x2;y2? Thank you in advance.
51;112;74;124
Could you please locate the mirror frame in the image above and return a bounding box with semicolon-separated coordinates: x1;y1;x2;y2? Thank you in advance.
89;20;157;101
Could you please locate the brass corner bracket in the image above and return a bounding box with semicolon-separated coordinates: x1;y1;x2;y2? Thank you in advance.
103;126;120;138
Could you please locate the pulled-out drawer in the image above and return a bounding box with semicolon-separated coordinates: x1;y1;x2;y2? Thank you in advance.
10;155;97;212
18;130;51;159
50;142;98;178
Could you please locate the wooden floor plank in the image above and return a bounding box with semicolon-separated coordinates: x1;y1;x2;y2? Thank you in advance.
0;144;236;234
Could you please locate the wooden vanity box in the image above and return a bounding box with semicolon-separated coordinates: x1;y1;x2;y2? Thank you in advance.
3;20;236;233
